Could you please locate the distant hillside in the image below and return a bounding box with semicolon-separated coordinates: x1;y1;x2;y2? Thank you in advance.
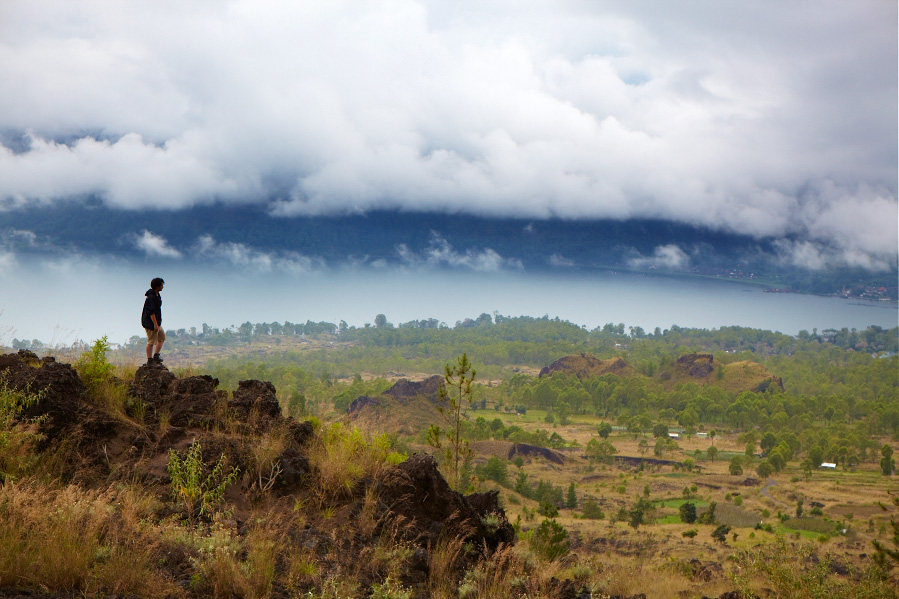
346;375;446;435
659;353;784;393
539;352;784;394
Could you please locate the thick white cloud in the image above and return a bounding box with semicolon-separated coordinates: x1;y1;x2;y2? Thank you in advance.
133;230;182;259
0;0;895;268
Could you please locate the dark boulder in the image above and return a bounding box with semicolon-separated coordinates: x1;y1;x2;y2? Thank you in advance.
230;379;281;423
376;453;514;551
0;350;117;473
677;353;715;378
347;395;381;414
382;376;444;404
129;363;177;405
539;353;632;379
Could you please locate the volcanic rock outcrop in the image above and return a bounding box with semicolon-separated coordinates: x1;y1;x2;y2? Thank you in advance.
0;350;514;580
539;353;636;379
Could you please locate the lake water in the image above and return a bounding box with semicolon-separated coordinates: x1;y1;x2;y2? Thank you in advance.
2;258;897;345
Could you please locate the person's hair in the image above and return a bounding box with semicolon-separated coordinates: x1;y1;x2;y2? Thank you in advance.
150;277;165;290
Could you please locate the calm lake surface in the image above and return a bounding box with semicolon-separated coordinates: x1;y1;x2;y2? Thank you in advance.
2;260;897;345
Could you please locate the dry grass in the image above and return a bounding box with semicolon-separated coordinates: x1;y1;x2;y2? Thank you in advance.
246;425;289;495
731;537;898;599
307;422;405;505
0;480;178;598
428;536;466;599
190;516;282;599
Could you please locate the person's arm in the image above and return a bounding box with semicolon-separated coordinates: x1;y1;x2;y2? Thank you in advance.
151;294;161;330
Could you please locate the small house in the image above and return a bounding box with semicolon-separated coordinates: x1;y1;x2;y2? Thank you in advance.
820;462;836;470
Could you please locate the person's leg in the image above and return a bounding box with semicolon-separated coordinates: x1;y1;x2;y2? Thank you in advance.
145;329;154;361
153;330;167;362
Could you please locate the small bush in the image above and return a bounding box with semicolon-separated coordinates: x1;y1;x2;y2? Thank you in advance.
679;502;697;524
309;423;407;505
247;428;287;494
529;518;570;562
75;336;116;395
712;524;732;544
0;376;45;480
582;498;605;520
167;441;239;526
370;576;412;599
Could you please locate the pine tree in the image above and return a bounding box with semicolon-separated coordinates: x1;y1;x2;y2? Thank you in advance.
566;482;577;509
430;353;476;490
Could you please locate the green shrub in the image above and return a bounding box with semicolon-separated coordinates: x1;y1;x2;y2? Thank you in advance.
475;456;509;486
530;519;570;562
712;524;732;544
167;441;238;526
679;502;697;524
0;376;45;480
75;336;115;395
370;576;412;599
582;499;605;520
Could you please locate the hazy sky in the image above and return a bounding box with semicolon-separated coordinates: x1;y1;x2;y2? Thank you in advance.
0;0;897;271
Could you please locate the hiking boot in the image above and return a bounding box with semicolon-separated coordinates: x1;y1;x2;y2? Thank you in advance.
147;358;155;366
153;353;164;363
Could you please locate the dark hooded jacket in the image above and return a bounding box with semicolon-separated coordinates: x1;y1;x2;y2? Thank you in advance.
141;289;162;330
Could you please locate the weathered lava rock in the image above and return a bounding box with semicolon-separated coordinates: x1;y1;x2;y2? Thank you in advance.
129;362;177;404
230;379;281;424
539;353;632;379
347;395;381;414
382;375;444;404
677;353;715;378
509;442;565;465
0;350;117;471
376;453;514;551
1;350;87;431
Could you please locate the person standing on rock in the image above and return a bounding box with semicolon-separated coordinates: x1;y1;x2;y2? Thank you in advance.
142;277;166;365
